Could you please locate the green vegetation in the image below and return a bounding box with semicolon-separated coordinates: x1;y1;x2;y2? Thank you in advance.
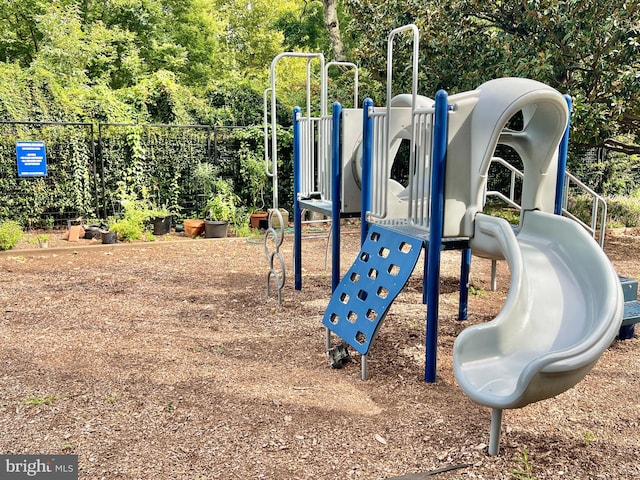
0;220;23;250
569;194;640;229
346;1;639;153
0;0;637;224
0;1;636;145
584;430;596;446
484;202;521;225
486;194;640;230
469;285;487;298
205;179;238;223
511;448;536;480
24;394;58;406
108;195;154;242
604;196;640;229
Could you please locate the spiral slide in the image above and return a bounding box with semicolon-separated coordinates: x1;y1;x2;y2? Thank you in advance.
454;210;624;455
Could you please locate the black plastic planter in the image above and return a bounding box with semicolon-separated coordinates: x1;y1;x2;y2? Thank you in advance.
152;216;171;235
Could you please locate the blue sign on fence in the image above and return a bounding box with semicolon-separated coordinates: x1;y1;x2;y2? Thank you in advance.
16;141;47;177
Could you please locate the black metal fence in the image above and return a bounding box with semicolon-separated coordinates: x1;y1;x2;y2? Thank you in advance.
0;121;284;227
1;119;627;229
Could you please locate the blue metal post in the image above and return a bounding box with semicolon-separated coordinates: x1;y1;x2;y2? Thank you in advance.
424;90;449;383
458;248;471;320
331;102;342;292
293;106;303;290
360;98;374;246
554;95;572;215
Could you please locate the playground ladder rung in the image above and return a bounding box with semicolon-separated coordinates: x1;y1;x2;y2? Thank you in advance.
622;300;640;327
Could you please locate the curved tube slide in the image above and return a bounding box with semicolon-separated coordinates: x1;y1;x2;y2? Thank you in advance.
454;210;623;455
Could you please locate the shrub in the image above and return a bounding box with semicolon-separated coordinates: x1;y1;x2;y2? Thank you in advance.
109;217;144;242
0;221;23;250
108;196;151;242
606;196;640;228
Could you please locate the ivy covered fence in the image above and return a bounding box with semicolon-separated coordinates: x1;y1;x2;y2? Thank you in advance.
0;121;294;228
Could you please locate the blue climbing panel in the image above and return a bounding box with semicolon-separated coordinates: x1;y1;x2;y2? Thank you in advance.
322;224;423;355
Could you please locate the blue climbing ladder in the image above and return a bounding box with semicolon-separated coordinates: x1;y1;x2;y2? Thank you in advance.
322;224;423;355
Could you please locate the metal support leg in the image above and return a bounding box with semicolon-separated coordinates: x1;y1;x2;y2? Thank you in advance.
458;248;471;320
361;354;368;381
491;260;497;292
488;408;503;456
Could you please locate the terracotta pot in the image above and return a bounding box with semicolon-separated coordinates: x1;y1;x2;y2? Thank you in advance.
183;219;205;238
250;211;268;229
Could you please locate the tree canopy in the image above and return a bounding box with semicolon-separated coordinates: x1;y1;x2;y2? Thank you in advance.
344;0;639;151
0;0;637;152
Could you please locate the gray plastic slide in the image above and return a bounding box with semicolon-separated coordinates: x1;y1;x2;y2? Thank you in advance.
454;210;623;455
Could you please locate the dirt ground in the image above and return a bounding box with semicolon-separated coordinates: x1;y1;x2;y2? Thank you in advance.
0;223;638;479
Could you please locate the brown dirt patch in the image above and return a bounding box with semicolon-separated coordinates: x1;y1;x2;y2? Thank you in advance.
0;225;638;479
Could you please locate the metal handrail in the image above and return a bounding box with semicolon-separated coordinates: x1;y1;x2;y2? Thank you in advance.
263;88;273;178
562;171;607;247
325;61;359;109
368;24;420;221
267;52;326;209
486;157;607;246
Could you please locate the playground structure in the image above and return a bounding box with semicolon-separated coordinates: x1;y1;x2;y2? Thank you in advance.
265;24;637;455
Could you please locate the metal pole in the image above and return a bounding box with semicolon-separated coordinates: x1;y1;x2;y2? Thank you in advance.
491;260;498;291
488;408;503;456
424;90;449;383
269;53;325;210
293;107;303;291
383;24;420;220
458;248;471;320
331;102;342;292
97;123;107;218
361;98;374;246
325;62;359;108
554;95;572;215
88;123;99;219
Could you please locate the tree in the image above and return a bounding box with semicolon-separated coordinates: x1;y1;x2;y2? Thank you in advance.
275;1;329;54
0;0;46;65
322;0;347;61
344;0;640;151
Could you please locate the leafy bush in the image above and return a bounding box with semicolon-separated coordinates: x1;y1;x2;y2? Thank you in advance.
109;217;145;242
605;196;640;228
483;201;521;225
205;179;239;222
0;221;23;250
108;196;152;242
558;194;640;229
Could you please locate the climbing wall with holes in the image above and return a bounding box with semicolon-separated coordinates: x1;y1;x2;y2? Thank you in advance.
322;224;424;355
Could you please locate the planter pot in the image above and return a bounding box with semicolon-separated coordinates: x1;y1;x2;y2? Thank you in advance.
101;231;117;244
151;216;171;235
183;219;205;238
84;225;102;240
268;208;289;229
204;220;228;238
38;241;49;249
250;211;268;230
